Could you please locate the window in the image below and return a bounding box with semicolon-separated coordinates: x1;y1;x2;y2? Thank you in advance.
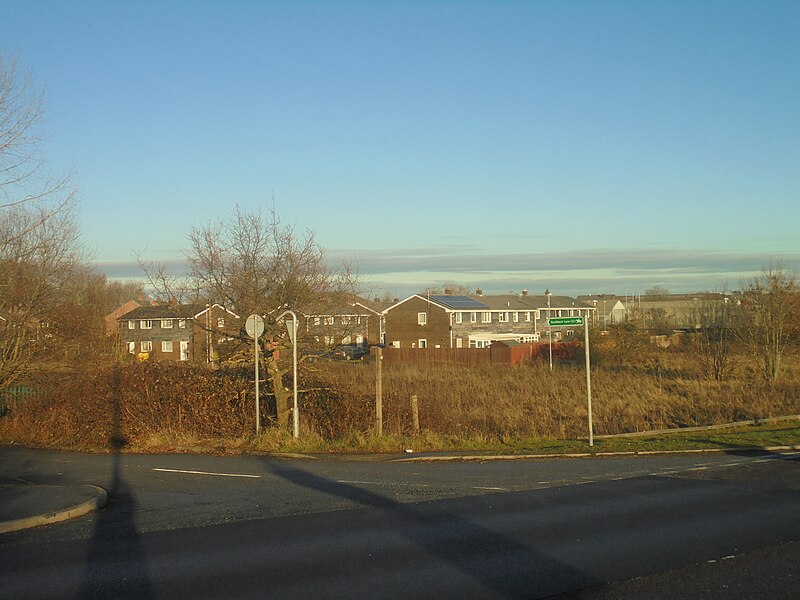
456;337;463;348
417;312;427;325
161;319;173;329
469;339;490;349
455;312;462;324
470;312;477;323
140;340;152;352
127;342;135;353
498;312;508;323
324;316;334;326
513;311;519;322
178;319;186;329
324;335;334;345
162;340;173;353
355;335;364;344
127;321;135;330
140;320;152;329
525;311;531;322
341;315;351;325
217;317;225;328
314;317;321;326
418;339;427;349
481;312;491;323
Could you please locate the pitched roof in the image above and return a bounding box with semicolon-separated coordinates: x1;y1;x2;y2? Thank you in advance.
428;295;487;310
118;304;206;320
118;303;240;321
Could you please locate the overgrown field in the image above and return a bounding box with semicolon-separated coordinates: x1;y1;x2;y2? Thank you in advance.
0;346;798;452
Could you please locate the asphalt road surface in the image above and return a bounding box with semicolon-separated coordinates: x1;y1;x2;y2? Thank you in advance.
1;447;799;599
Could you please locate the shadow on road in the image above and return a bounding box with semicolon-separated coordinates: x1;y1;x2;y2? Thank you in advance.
79;366;152;599
262;458;596;599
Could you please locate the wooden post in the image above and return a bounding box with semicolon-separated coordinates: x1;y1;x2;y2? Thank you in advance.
375;346;383;436
411;394;419;435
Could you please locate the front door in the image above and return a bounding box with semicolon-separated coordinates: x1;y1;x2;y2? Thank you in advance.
180;341;189;361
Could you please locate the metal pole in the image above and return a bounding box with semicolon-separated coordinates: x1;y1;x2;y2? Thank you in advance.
375;347;383;435
274;309;300;439
546;291;553;370
255;335;260;436
585;317;593;447
292;317;299;439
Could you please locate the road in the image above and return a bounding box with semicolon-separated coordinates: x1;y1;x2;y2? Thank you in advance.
1;447;799;598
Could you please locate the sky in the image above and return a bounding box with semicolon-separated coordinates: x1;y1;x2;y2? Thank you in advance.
4;0;799;299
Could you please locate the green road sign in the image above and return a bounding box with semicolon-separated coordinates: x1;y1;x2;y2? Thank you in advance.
548;316;584;326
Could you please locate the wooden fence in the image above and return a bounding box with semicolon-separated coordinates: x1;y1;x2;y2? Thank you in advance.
377;342;578;367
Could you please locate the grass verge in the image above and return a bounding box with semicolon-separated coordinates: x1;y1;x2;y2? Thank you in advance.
30;418;796;457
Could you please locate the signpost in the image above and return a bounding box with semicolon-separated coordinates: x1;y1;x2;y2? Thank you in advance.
245;314;265;435
275;310;300;439
547;315;594;446
547;317;584;326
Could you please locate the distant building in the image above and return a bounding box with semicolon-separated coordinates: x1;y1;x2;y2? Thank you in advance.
118;303;240;364
382;290;595;349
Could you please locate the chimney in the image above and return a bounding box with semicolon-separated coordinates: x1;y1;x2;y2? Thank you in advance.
444;288;453;296
476;288;483;296
522;289;528;296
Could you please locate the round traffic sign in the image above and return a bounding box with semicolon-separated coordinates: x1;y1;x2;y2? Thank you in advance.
245;314;265;338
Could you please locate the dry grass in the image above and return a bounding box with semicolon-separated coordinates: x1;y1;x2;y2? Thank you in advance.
1;345;798;451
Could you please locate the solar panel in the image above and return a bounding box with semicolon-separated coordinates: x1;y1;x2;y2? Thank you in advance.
429;295;487;309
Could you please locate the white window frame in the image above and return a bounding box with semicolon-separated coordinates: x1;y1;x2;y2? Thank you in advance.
455;312;462;324
140;340;152;352
140;320;152;330
525;311;531;322
162;340;173;353
324;316;334;326
217;317;225;328
513;311;519;322
341;315;351;325
161;319;173;329
178;319;186;329
127;321;135;330
418;339;427;349
481;312;491;323
470;312;477;323
498;312;508;323
127;341;135;353
417;312;427;326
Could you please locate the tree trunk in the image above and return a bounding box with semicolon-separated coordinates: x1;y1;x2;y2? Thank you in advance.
266;353;292;429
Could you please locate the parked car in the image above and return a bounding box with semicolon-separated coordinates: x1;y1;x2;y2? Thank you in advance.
333;344;368;360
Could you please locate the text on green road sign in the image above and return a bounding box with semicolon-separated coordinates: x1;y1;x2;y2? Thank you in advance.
547;317;584;326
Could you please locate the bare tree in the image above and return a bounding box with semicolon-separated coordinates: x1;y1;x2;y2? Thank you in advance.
691;293;737;381
0;55;82;388
186;206;357;428
739;265;799;383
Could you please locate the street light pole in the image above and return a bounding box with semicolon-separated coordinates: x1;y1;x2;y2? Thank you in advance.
545;289;553;371
276;309;300;439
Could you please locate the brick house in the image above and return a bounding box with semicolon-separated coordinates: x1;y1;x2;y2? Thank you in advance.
383;291;595;349
118;303;240;364
302;295;383;348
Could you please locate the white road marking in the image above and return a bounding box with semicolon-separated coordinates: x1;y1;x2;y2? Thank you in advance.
153;468;261;479
472;486;509;491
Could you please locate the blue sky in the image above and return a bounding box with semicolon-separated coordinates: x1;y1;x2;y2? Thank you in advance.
5;0;799;298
